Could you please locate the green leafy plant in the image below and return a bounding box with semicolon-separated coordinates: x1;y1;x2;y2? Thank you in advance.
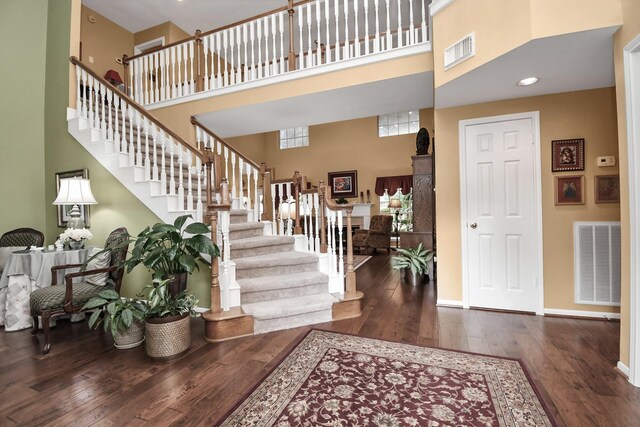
335;197;349;204
122;214;219;278
142;278;200;319
391;243;434;276
82;288;147;337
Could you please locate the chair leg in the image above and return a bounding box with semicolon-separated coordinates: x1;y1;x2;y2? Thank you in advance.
41;312;52;354
31;315;39;335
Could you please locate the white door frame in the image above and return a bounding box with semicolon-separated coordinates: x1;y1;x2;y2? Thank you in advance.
459;111;544;315
134;36;165;55
624;34;640;387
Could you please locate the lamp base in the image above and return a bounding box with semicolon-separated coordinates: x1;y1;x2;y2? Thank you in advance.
67;204;86;229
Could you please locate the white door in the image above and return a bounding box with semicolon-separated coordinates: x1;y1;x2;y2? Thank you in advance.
463;116;539;312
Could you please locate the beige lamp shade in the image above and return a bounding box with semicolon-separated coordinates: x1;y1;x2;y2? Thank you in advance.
53;178;97;205
388;198;402;209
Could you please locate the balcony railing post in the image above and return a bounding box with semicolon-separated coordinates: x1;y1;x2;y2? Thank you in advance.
319;180;327;253
287;0;296;71
195;29;204;92
261;162;273;221
293;170;303;234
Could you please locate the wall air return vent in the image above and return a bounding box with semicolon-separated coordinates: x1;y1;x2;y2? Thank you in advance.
574;221;621;306
444;32;475;70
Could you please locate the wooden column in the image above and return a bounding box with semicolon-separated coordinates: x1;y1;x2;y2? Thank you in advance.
195;29;204;92
293;170;302;234
202;146;221;314
287;0;296;71
261;162;273;221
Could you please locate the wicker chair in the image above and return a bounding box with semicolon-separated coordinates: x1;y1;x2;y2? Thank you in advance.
352;215;393;254
30;227;129;354
0;228;45;248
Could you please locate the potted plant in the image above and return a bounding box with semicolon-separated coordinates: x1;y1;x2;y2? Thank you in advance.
391;243;434;286
142;278;200;360
121;214;219;295
82;288;147;349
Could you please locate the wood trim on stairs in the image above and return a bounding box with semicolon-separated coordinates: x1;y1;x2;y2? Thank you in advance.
332;291;364;321
203;307;254;343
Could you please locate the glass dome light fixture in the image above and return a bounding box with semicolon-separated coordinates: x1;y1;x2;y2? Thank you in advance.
517;77;539;86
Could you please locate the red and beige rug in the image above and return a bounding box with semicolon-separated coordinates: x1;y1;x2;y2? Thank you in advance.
220;330;557;426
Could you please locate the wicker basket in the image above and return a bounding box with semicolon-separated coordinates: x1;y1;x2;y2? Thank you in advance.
145;314;191;360
113;320;145;349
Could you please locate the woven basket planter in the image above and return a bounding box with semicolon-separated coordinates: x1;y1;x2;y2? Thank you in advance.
113;320;145;349
145;314;191;360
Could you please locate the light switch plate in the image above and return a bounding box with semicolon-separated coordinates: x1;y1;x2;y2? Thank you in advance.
597;156;616;167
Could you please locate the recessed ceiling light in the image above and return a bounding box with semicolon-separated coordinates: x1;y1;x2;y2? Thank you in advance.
517;77;539;86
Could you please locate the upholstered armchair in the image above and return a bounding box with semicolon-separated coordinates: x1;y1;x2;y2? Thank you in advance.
352;215;393;254
0;228;45;248
30;227;129;354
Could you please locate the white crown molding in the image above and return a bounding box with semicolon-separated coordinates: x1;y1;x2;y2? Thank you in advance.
430;0;456;17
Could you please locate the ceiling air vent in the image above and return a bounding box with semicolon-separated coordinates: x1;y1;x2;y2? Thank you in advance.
444;32;475;70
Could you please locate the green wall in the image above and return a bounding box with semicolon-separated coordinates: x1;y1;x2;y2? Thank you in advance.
0;1;48;232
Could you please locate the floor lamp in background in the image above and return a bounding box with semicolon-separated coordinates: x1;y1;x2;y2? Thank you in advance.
389;198;402;249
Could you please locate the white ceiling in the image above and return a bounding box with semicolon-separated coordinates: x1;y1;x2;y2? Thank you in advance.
82;0;285;34
435;26;618;108
196;71;434;138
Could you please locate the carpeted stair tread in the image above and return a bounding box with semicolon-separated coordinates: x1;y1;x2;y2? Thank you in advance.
234;251;318;270
231;235;295;250
242;293;337;320
239;271;328;294
230;222;264;232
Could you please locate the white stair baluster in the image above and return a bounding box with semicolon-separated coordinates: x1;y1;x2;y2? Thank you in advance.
364;0;370;55
107;88;113;140
421;0;427;42
262;17;270;78
90;76;97;129
81;70;89;119
120;101;127;154
144;118;151;180
249;22;256;80
187;153;194;211
253;168;259;219
298;6;304;69
271;182;277;235
316;0;322;65
189;40;195;94
385;0;391;51
160;130;167;195
397;0;403;48
354;0;360;57
75;65;82;118
229;29;236;85
325;0;332;63
242;24;249;82
307;3;313;67
178;145;185;209
236;26;242;83
169;138;176;195
244;163;251;213
374;0;380;53
409;0;415;45
142;55;149;104
99;82;106;139
214;34;221;89
256;19;263;79
196;157;203;221
128;106;135;165
113;93;120;151
223;30;229;87
170;46;177;99
344;0;350;59
153;52;160;102
305;194;311;251
152;124;159;181
230;152;237;206
203;35;210;91
279;12;285;72
338;211;345;279
135;111;143;166
334;0;340;61
158;51;165;101
128;60;134;102
327;210;335;273
223;146;230;192
176;44;183;97
272;14;278;75
314;192;320;253
238;158;244;208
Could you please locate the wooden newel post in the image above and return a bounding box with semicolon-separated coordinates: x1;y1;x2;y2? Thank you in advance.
287;0;296;71
345;210;356;295
195;29;204;92
261;162;273;221
319;180;327;253
293;170;302;235
122;54;129;94
202;146;222;315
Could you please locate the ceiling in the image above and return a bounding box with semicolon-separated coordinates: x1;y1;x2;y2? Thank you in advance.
196;71;434;138
82;0;285;34
435;26;618;108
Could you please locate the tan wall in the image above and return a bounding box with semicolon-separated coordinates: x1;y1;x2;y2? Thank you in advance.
227;110;433;214
80;6;132;80
226;133;269;166
433;0;622;88
134;22;190;47
614;0;640;368
435;88;620;314
151;51;434;145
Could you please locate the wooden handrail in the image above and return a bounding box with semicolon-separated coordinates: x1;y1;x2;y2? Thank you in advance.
125;35;198;62
70;56;203;161
191;117;260;170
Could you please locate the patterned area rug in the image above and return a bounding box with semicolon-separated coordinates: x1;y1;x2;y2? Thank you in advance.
220;330;557;426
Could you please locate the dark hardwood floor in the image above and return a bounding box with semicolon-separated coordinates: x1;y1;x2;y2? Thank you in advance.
1;255;639;426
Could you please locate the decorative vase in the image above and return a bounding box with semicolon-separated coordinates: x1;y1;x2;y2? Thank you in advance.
164;272;188;296
68;240;84;250
145;314;191;360
113;320;145;349
403;269;425;286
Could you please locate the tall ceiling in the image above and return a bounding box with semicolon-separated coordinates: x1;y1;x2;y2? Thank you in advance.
82;0;286;35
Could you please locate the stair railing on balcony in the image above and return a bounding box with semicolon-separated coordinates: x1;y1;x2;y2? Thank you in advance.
123;0;431;106
192;118;263;222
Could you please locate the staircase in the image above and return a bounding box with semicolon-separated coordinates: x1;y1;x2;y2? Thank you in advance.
229;210;336;334
67;57;362;342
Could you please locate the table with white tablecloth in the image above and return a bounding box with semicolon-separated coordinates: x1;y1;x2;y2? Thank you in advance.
0;248;89;331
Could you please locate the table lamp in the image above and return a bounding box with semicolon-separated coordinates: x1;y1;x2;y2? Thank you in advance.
53;178;97;229
389;198;402;249
279;196;297;235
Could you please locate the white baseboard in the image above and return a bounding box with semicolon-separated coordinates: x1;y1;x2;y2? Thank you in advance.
436;299;463;308
617;361;630;377
543;308;621;320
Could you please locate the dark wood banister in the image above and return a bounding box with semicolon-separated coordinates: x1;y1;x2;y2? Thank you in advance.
190;117;260;170
70;56;203;161
124;0;316;64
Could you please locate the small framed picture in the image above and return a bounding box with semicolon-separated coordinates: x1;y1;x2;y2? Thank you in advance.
552;139;585;172
328;170;358;198
595;175;620;203
56;169;91;228
554;175;585;205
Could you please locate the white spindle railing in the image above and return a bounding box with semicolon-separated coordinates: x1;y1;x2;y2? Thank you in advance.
125;0;431;105
72;59;206;222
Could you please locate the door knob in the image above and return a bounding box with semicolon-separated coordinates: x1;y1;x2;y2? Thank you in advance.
470;222;477;229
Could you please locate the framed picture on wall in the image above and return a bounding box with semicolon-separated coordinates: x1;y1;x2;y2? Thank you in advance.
552;138;585;172
595;175;620;203
328;170;358;198
554;175;585;205
56;169;91;228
